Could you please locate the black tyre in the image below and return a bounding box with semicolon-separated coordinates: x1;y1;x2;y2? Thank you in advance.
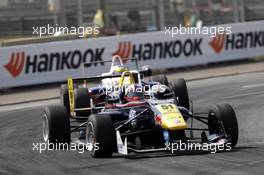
169;78;190;110
43;105;70;144
208;104;239;147
86;114;116;157
60;84;70;114
74;88;91;117
151;74;169;86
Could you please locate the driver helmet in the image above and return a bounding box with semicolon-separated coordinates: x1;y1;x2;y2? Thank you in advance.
112;65;128;74
123;84;144;102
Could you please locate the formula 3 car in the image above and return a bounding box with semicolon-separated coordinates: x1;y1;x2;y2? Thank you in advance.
42;71;239;157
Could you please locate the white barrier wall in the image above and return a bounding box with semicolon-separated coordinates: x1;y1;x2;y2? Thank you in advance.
1;21;264;88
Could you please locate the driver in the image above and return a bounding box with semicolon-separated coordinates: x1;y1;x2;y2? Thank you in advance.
112;64;128;75
120;84;144;103
102;64;128;89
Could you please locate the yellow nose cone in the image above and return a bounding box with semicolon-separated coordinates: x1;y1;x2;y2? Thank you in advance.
155;104;187;130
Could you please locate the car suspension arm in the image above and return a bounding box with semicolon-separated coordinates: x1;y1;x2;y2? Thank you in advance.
115;108;149;130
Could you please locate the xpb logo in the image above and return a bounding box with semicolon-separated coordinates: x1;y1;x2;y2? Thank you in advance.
112;41;132;64
209;33;225;53
4;52;25;77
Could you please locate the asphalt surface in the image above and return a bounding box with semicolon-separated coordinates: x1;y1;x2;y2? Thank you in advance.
1;72;264;175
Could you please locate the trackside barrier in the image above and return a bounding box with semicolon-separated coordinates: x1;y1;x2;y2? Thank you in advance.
1;21;264;88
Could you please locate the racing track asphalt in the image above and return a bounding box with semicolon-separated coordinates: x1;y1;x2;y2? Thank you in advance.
0;72;264;175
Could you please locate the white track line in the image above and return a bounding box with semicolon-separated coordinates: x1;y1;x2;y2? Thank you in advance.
221;91;264;99
0;99;59;113
243;83;264;89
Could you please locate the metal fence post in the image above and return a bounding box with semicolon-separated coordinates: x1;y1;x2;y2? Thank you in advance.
239;0;245;22
233;0;239;22
77;0;83;26
158;0;165;30
151;0;157;29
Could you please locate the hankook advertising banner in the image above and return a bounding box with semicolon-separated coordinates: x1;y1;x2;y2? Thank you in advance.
0;21;264;88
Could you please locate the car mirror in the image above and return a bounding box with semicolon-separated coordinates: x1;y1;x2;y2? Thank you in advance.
141;66;152;77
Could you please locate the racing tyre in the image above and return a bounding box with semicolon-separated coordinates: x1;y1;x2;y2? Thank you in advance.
86;114;116;158
169;78;190;110
74;88;91;117
208;104;239;147
43;105;70;144
151;74;169;86
60;84;70;114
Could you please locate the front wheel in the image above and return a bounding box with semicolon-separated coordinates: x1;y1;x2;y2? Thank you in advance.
86;114;116;157
43;105;70;144
208;104;239;147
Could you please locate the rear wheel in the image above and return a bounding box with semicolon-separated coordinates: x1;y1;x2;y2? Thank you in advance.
208;104;239;147
86;114;116;157
43;105;70;144
169;78;189;110
74;88;91;117
60;84;70;114
151;74;169;86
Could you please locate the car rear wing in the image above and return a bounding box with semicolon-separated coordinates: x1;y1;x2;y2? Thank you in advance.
81;56;152;77
82;56;139;70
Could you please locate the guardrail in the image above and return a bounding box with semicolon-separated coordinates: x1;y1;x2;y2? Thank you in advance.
0;34;79;47
0;20;264;88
